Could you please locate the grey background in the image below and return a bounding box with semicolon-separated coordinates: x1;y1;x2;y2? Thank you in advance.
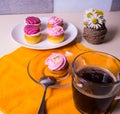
111;0;120;11
0;0;119;15
0;0;53;14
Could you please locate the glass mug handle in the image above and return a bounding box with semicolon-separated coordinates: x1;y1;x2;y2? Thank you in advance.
115;72;120;100
115;96;120;100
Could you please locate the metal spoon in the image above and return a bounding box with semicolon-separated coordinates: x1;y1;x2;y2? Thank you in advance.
38;76;57;114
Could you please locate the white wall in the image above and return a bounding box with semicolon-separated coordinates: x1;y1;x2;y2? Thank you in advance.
54;0;112;12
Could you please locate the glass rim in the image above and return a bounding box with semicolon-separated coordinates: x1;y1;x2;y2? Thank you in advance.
73;51;120;63
72;51;120;86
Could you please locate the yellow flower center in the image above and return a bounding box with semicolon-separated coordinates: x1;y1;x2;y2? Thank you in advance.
92;18;98;24
83;21;88;26
95;10;103;16
87;12;92;18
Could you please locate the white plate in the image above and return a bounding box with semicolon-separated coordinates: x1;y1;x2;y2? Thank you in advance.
11;17;78;50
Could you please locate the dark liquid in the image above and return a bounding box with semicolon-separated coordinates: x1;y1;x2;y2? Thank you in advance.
77;66;114;84
72;66;115;114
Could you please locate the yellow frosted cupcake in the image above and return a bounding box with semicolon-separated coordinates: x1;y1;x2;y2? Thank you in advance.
24;25;42;44
47;26;64;44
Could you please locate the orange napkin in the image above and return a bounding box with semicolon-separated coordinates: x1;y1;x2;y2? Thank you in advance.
0;42;118;114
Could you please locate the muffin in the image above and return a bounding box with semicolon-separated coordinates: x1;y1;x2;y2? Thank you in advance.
44;53;69;78
25;16;41;27
83;9;107;44
47;26;64;43
24;25;42;44
48;16;63;28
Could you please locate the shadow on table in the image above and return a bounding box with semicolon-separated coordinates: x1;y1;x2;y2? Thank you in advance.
104;26;118;43
75;29;82;42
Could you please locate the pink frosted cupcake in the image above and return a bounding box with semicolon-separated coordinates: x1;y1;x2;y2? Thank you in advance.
45;53;69;78
47;16;63;28
47;26;64;43
25;16;41;27
24;25;42;44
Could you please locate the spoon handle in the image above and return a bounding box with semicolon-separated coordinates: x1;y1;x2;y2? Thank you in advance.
38;86;47;114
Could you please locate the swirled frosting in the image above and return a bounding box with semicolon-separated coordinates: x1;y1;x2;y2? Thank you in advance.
47;26;64;36
45;53;67;71
48;16;63;26
25;16;41;25
24;25;40;35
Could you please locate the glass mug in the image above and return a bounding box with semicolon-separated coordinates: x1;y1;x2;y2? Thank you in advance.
72;51;120;114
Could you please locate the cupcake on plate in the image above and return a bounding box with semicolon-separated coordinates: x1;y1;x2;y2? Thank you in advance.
47;26;64;44
83;9;107;44
48;16;63;28
24;25;42;44
44;53;69;78
25;16;41;27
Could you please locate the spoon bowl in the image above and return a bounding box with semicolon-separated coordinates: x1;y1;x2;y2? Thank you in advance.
40;76;57;87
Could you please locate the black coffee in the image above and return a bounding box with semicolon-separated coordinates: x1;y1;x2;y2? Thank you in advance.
76;66;114;84
72;66;115;114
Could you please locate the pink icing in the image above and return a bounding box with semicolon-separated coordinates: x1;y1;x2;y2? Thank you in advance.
24;25;40;35
45;53;67;71
47;26;64;36
48;16;63;26
25;16;41;24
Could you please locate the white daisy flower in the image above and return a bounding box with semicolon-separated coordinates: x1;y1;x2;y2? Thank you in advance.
94;9;104;17
83;8;94;26
83;18;89;26
83;8;105;29
85;8;94;19
88;14;104;29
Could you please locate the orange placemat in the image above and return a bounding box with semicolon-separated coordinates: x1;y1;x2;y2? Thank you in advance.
0;42;118;114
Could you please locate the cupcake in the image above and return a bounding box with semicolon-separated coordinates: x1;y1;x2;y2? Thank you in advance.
83;9;107;44
44;53;69;78
25;16;41;27
47;26;64;43
24;25;42;44
48;16;63;28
